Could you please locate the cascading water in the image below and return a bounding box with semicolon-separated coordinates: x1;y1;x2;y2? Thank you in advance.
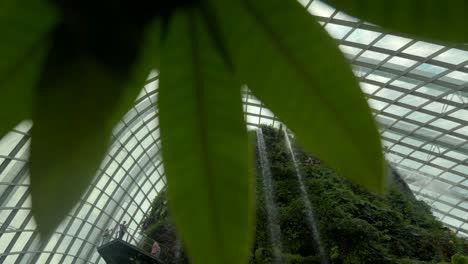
174;238;182;263
283;129;328;264
256;129;284;264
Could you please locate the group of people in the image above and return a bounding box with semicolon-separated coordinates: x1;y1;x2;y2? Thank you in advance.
100;220;161;258
101;220;128;245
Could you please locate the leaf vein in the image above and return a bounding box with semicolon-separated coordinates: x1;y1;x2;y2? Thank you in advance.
189;9;224;260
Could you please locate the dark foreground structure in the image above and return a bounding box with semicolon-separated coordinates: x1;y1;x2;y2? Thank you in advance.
98;239;161;264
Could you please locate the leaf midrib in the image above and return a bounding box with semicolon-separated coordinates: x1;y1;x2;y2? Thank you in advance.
188;9;224;261
0;39;45;87
239;0;378;174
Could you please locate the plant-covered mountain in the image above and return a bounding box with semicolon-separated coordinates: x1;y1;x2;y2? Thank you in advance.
141;126;468;264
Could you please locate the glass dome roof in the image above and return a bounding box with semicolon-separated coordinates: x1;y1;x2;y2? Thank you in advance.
307;0;468;236
0;0;467;263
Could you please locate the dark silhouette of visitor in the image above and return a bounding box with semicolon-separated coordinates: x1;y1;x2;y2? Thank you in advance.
102;228;110;245
118;221;127;240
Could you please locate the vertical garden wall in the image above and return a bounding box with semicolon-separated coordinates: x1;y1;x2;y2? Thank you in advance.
142;126;468;264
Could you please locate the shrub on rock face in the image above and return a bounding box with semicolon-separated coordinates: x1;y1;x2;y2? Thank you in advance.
452;254;468;264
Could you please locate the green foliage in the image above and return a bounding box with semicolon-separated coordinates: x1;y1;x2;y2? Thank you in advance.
0;0;56;137
158;8;254;264
209;0;384;192
29;16;162;238
141;190;190;264
396;259;433;264
143;126;468;264
1;0;466;263
253;126;468;264
452;254;468;264
1;0;163;239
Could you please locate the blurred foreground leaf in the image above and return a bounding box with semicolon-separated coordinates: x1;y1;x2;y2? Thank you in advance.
30;19;161;238
0;0;56;138
209;0;384;191
325;0;468;43
159;8;254;264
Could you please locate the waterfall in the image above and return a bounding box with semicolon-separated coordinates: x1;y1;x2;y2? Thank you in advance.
256;129;284;264
174;238;182;263
283;129;328;264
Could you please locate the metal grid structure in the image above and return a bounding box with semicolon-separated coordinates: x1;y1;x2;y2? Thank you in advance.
307;0;468;236
245;0;468;236
0;73;165;264
0;0;467;263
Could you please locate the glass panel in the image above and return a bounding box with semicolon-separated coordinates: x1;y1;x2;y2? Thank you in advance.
324;24;351;39
398;94;428;107
346;28;381;45
433;48;468;65
384;104;412;116
430;118;460;130
411;63;447;78
403;41;444;57
334;11;359;22
384;56;417;71
374;35;412;50
440;71;468;85
309;0;335;17
375;88;403;100
338;45;361;59
360;82;380;94
356;50;389;63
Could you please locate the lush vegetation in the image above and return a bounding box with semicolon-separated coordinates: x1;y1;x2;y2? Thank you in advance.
142;126;468;264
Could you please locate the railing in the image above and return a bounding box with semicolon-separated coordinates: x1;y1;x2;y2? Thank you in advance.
0;222;21;232
99;224;167;258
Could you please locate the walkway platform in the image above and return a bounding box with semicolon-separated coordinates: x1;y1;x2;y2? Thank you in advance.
97;239;161;264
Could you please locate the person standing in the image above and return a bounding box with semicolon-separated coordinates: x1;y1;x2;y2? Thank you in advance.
151;240;161;258
118;221;127;240
101;228;110;245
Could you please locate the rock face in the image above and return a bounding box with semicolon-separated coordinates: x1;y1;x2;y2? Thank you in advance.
388;166;416;200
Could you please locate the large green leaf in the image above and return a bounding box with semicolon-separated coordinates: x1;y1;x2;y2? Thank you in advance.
111;18;162;122
158;8;254;264
208;0;384;191
325;0;467;44
30;19;162;238
0;0;56;138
